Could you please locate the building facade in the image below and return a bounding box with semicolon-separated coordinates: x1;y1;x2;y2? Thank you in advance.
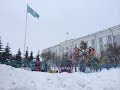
42;25;120;57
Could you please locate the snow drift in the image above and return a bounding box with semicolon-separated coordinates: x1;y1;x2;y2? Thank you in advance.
0;64;120;90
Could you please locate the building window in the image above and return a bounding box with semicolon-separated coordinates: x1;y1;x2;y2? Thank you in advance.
100;45;103;52
66;46;69;52
62;47;64;54
85;41;88;47
79;42;81;48
107;35;112;44
99;37;103;51
99;38;103;45
75;44;77;48
59;49;61;54
70;45;72;49
55;49;57;54
92;39;95;49
114;34;120;45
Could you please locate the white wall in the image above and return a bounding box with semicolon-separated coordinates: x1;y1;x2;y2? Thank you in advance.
42;25;120;57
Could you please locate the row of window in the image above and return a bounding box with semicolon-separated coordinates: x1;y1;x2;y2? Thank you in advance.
54;34;120;55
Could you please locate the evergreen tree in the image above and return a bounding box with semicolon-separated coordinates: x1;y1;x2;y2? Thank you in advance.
14;48;22;68
0;36;4;61
29;51;33;61
25;47;29;60
12;54;16;60
3;43;12;61
23;47;30;67
36;51;40;61
16;48;22;61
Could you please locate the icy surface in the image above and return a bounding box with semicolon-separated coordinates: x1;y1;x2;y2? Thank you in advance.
0;64;120;90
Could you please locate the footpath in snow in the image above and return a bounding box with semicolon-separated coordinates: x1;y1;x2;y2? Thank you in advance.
0;64;120;90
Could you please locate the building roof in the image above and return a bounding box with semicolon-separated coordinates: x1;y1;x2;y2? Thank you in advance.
42;24;120;52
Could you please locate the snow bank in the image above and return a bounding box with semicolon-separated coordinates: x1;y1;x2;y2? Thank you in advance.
0;64;120;90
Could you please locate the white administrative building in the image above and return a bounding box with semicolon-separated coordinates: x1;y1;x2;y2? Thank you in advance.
42;25;120;57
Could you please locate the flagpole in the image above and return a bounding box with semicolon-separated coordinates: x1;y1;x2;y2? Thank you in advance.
24;3;28;55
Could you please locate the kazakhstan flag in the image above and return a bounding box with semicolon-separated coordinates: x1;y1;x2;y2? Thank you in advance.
27;5;39;19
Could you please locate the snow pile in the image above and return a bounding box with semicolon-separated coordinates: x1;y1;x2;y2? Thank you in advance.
0;64;120;90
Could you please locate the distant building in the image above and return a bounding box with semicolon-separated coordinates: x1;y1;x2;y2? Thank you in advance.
42;25;120;57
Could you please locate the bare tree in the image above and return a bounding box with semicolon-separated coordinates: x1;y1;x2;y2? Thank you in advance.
41;51;55;61
101;43;120;65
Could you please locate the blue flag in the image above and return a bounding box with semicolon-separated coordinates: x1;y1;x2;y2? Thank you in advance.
27;5;39;19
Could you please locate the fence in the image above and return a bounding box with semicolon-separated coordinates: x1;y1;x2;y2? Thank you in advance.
0;60;35;69
0;60;120;73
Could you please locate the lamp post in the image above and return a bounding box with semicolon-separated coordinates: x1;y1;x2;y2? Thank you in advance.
66;32;69;41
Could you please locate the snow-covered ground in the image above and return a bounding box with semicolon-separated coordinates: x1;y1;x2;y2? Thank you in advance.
0;64;120;90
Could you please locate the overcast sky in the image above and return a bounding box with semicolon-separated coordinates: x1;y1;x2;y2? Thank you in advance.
0;0;120;55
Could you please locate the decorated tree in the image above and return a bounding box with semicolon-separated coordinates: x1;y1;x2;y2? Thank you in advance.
33;51;41;71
